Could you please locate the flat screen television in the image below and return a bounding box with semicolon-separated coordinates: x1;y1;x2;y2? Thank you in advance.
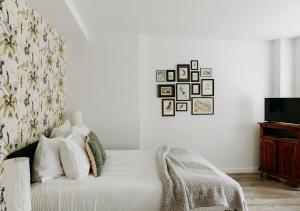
265;98;300;124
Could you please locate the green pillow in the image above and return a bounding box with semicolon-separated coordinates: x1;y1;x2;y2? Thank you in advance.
89;131;106;163
85;131;106;177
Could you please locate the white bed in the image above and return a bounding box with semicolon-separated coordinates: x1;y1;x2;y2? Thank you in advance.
31;150;230;211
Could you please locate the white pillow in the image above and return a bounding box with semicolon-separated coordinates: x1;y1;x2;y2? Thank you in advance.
50;119;72;138
71;125;90;138
60;132;90;179
32;136;64;182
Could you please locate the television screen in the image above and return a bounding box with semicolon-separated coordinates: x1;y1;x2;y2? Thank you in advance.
265;98;300;124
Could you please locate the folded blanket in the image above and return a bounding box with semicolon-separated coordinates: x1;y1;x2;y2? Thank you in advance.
157;146;248;211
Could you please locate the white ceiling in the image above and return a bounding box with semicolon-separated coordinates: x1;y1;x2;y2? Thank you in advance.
70;0;300;41
28;0;300;41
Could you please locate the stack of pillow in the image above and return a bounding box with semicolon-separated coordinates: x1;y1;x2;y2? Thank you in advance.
32;120;106;182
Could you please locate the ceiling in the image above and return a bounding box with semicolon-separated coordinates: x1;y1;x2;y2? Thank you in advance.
31;0;300;41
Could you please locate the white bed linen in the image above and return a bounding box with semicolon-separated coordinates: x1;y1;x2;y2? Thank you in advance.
31;149;230;211
31;150;162;211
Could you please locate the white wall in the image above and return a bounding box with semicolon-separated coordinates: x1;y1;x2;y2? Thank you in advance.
139;36;272;172
294;37;300;97
67;34;140;149
67;34;272;171
271;40;281;97
271;39;294;97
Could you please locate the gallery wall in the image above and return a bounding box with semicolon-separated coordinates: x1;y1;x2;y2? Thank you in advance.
139;35;272;172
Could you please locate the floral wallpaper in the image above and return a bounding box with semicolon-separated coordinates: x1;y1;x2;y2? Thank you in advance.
0;0;66;209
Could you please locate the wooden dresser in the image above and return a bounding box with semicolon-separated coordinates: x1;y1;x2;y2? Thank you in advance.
259;122;300;185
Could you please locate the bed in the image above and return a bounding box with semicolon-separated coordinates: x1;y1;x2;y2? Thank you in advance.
31;150;161;211
31;149;245;211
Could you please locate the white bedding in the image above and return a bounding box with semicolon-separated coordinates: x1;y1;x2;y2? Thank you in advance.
31;150;162;211
31;150;230;211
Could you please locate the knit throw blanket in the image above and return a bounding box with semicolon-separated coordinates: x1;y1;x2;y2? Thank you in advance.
157;146;248;211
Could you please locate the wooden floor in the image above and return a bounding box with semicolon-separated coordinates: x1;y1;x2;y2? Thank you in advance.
229;173;300;211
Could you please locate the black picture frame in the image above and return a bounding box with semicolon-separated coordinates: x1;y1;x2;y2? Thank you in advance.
201;79;214;96
156;70;165;82
177;64;190;82
191;71;199;82
176;83;190;101
192;83;200;95
200;68;212;77
176;102;188;112
162;99;175;117
166;70;176;82
157;84;175;97
191;97;214;115
191;60;198;70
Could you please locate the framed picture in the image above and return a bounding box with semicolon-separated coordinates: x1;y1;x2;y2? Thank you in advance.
157;84;175;97
200;68;212;77
191;71;199;82
162;99;175;116
191;60;198;70
176;102;188;111
201;79;214;96
176;83;190;101
166;70;176;82
177;64;190;82
192;83;200;95
191;97;214;115
156;70;165;82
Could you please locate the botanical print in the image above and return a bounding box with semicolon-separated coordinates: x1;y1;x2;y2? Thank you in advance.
176;83;190;101
176;102;187;111
200;68;212;77
156;70;165;82
177;64;190;82
166;70;175;82
192;84;200;95
157;85;175;97
162;99;175;116
178;67;188;79
0;0;66;209
192;98;214;115
201;79;214;96
191;71;199;82
161;87;172;95
191;60;198;70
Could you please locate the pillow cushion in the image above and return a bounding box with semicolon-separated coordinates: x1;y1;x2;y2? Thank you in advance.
72;125;90;138
32;136;64;182
85;131;106;177
60;132;90;179
50;120;72;138
89;131;106;163
6;141;39;181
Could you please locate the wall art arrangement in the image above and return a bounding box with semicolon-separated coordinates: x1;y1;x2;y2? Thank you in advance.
0;0;66;209
156;60;214;117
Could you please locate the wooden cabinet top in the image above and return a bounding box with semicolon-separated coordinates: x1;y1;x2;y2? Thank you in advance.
259;122;300;130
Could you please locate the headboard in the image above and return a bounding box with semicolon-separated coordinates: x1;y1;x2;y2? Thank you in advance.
0;0;66;209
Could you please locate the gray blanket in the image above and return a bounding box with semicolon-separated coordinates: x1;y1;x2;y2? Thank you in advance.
157;146;248;211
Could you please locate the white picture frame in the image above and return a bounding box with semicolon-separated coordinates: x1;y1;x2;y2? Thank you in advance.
156;70;165;82
200;68;212;77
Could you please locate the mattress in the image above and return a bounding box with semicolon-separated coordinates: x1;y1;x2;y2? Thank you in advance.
31;149;229;211
31;150;162;211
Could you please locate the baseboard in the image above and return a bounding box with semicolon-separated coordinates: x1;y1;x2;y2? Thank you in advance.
221;167;259;174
